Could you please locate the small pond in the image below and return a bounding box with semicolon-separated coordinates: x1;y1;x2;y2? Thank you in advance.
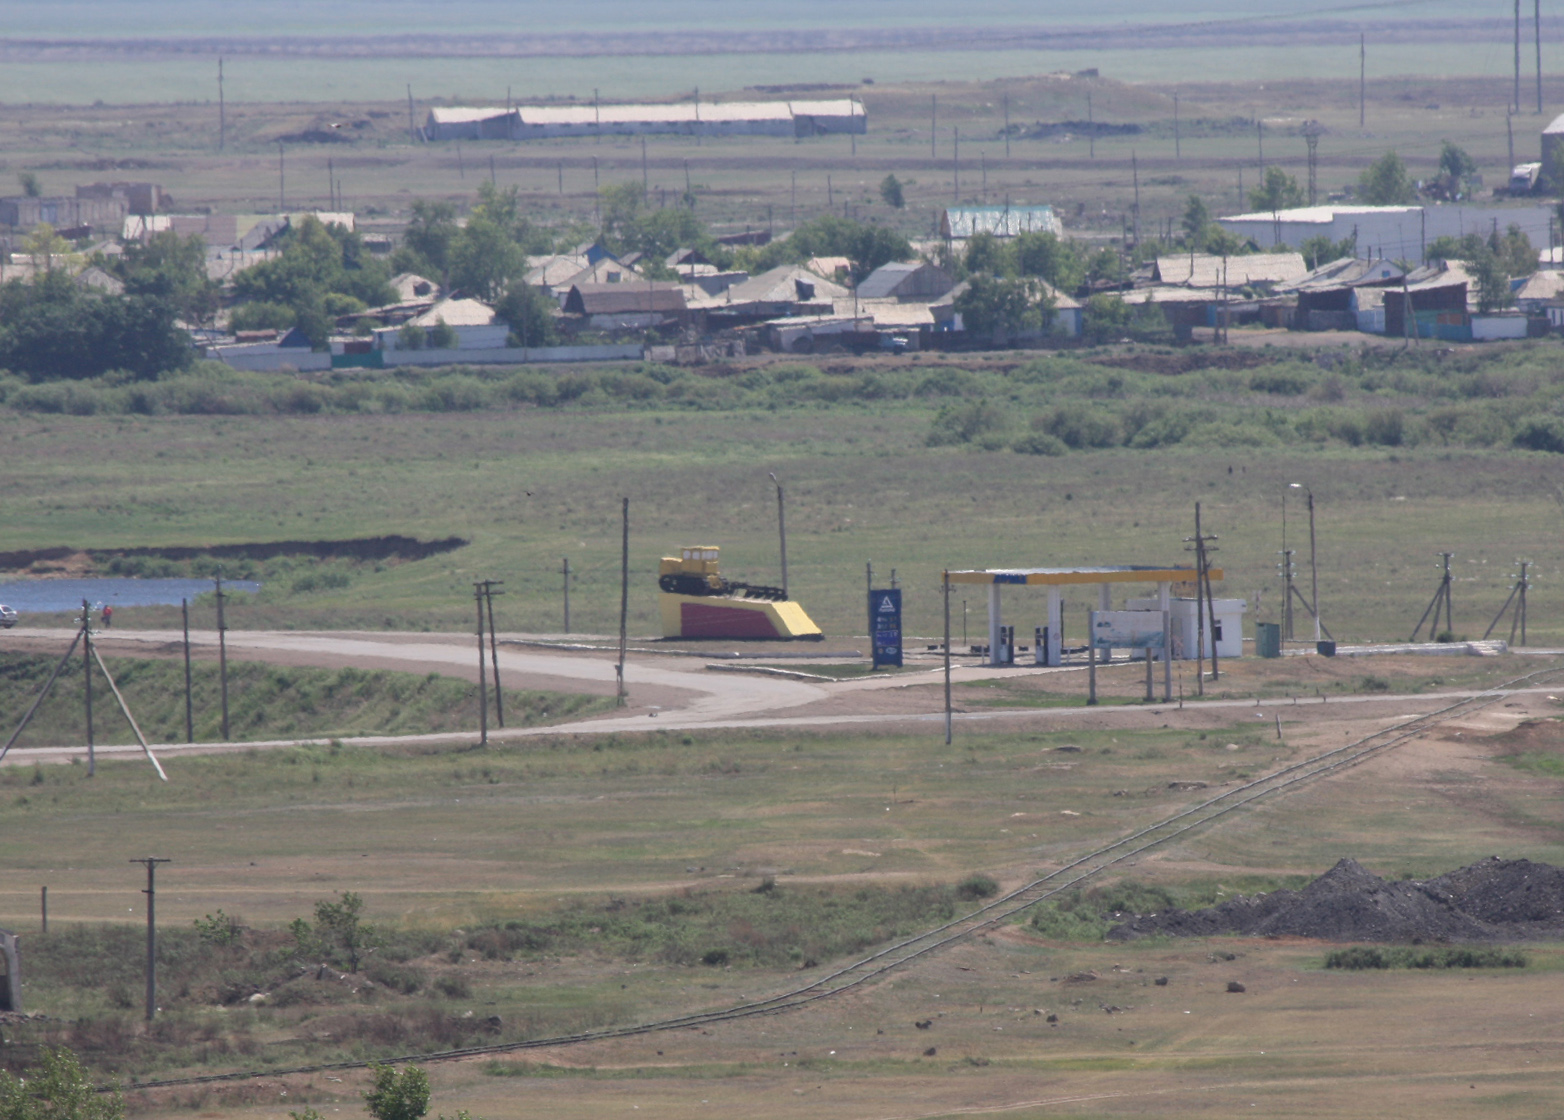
0;578;262;615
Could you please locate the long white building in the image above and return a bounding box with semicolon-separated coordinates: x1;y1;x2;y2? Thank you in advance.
1218;204;1555;260
425;99;865;141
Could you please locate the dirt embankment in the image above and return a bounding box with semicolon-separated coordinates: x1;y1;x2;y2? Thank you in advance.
1107;857;1564;943
0;535;466;575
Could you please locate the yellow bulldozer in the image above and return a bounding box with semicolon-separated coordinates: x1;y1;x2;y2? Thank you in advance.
658;545;822;640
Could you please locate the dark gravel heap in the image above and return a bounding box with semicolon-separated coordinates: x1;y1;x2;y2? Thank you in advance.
1106;857;1564;943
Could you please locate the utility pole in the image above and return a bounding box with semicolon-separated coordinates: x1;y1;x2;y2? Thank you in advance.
407;84;417;143
1517;0;1523;114
181;599;193;743
327;158;334;209
1303;121;1322;206
1359;34;1366;129
1537;0;1544;115
953;127;960;202
82;599;95;776
277;142;285;211
562;558;571;633
1485;560;1531;644
617;498;630;706
1003;91;1011;157
641;138;648;192
1131;150;1141;245
1256;119;1264;167
931;95;937;159
1185;506;1220;688
481;580;506;728
130;857;170;1022
1173;93;1181;159
215;573;229;741
1307;488;1321;643
768;472;788;597
218;58;225;151
1410;553;1456;642
1087;91;1095;158
473;582;488;744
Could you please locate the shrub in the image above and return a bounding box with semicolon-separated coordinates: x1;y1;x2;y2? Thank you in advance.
955;874;999;901
1011;431;1067;456
1037;403;1121;449
926;399;1010;447
1365;409;1404;446
1514;416;1564;453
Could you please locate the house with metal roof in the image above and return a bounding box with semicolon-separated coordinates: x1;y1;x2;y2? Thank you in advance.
855;261;954;301
429;100;863;141
1153;252;1308;289
563;281;686;330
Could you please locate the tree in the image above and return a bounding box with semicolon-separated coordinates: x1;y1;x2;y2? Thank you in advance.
448;211;524;302
1357;151;1418;205
879;174;905;209
495;282;559;347
291;891;378;973
1299;234;1359;269
962;231;1010;277
0;1047;121;1120
740;214;913;281
1495;223;1539;277
363;1065;429;1120
113;231;221;325
1434;141;1479;200
396;199;459;280
954;274;1050;340
1247;167;1305;212
1012;231;1082;290
0;271;191;381
1469;248;1514;312
1180;195;1212;251
17;172;40;199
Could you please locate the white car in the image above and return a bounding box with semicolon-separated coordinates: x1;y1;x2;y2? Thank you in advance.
0;604;16;628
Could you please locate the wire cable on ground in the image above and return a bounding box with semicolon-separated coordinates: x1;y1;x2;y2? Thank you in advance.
114;666;1564;1092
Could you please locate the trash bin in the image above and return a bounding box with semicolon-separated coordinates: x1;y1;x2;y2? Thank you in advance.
1316;640;1337;657
1255;622;1282;659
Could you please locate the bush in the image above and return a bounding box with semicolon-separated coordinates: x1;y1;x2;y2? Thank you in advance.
1324;945;1527;970
1365;409;1404;446
955;874;1000;901
926;399;1010;447
1514;416;1564;453
1011;431;1067;456
1037;403;1121;449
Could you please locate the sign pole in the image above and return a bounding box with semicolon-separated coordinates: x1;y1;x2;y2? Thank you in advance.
943;571;952;745
1162;609;1173;702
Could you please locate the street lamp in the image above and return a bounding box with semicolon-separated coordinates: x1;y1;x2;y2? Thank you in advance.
768;472;788;598
1287;482;1322;643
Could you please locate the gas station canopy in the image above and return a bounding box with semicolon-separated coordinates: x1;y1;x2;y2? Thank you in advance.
946;565;1222;586
946;565;1226;667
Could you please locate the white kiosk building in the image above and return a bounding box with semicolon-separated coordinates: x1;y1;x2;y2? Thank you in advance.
946;565;1242;667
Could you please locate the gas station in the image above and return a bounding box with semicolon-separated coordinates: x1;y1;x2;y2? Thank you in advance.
943;565;1244;667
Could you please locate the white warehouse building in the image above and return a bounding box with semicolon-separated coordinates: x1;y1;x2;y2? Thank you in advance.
1218;204;1555;260
425;99;865;141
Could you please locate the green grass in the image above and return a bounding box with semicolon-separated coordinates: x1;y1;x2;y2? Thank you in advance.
0;654;613;746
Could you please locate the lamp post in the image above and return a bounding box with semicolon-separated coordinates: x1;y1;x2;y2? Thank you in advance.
1287;482;1321;642
768;472;788;598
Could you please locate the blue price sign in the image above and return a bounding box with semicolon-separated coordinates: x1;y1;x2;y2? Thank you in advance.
871;588;903;667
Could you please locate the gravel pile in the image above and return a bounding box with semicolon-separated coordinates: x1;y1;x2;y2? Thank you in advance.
1106;857;1564;943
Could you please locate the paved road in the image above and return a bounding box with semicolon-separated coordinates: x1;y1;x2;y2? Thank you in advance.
3;627;1559;764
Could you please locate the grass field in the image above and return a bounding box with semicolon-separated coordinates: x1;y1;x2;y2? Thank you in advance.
2;657;1563;1116
5;346;1564;645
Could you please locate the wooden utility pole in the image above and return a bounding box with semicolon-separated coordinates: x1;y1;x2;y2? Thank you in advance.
1517;0;1524;113
768;473;788;596
1087;91;1095;158
1003;92;1011;157
82;599;95;775
931;95;937;159
1410;553;1456;641
1;621;87;766
1131;151;1141;245
617;498;630;705
218;58;225;151
130;858;170;1022
641;139;648;192
481;580;506;728
1359;34;1366;129
1186;506;1220;688
953;127;960;202
1485;560;1530;644
215;574;229;741
562;558;571;633
277;142;285;211
1173;93;1180;159
473;582;488;744
1537;0;1545;115
407;84;417;143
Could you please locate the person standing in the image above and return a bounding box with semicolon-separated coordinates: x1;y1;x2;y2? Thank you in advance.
101;604;112;628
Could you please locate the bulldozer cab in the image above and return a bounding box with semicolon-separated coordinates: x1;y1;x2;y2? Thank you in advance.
660;546;721;578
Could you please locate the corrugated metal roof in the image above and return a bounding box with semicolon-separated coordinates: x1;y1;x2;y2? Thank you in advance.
503;100;860;126
1155;252;1307;287
409;298;495;327
1273;257;1405;293
428;107;516;125
1218;204;1422;224
1545;112;1564;135
723;265;849;304
942;205;1062;239
566;282;686;314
